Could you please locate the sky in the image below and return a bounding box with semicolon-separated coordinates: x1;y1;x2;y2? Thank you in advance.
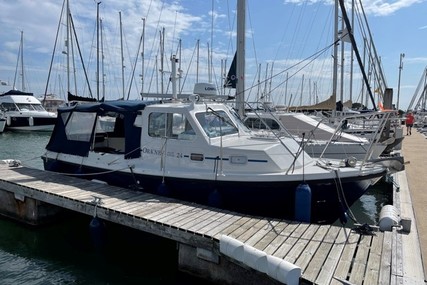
0;0;426;111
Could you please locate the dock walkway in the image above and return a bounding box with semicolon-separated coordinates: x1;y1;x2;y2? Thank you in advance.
0;157;424;284
400;130;427;280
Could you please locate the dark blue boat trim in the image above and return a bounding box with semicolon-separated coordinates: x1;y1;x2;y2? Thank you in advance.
43;157;386;224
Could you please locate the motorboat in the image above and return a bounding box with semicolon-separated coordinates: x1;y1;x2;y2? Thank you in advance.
42;58;392;223
0;90;57;131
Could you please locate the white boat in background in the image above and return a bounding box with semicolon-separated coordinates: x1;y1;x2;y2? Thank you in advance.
0;32;57;132
0;90;57;131
38;94;66;113
243;110;389;160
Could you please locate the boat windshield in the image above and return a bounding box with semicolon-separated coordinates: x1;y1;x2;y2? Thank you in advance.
16;103;45;112
196;110;238;138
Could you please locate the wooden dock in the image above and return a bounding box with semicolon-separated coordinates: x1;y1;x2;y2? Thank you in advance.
0;163;424;284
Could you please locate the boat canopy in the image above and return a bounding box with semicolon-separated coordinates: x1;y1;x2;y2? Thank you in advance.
46;100;159;158
0;90;34;96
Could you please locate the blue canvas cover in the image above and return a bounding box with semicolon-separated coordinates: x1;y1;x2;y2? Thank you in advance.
0;90;34;96
46;100;158;159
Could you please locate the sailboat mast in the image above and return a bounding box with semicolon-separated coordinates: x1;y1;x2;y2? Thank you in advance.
20;31;25;91
236;0;246;117
141;18;145;96
332;0;338;105
196;39;200;83
100;18;105;100
66;0;71;96
120;11;125;99
96;1;101;101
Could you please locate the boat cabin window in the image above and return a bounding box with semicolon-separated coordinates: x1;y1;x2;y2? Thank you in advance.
244;117;281;130
16;103;35;111
1;102;18;111
148;112;195;140
92;113;127;153
196;110;238;138
64;111;97;142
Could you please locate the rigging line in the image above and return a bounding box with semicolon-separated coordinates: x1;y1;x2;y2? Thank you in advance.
246;1;257;68
271;1;297;62
354;0;387;88
179;40;198;94
44;0;66;98
143;2;164;94
242;41;335;98
126;27;144;100
225;0;235;56
69;13;94;98
338;0;376;111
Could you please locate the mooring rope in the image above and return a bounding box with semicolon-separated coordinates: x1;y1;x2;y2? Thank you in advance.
333;169;359;224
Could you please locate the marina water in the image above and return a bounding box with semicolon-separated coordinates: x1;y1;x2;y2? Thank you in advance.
0;131;391;284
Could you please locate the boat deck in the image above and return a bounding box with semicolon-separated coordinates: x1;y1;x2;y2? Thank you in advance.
0;164;424;284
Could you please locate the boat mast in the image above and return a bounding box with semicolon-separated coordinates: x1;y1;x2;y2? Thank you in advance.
96;1;101;101
332;0;338;106
236;0;246;117
160;28;165;94
141;18;145;96
100;18;105;100
20;31;25;91
66;0;71;96
120;11;125;99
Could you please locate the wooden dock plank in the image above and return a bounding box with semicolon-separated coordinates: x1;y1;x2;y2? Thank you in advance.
271;223;310;259
185;211;227;233
285;224;321;265
262;222;300;256
220;216;256;237
143;203;191;221
155;205;203;225
171;207;214;229
378;231;392;285
314;227;350;285
301;225;340;282
348;234;373;285
330;231;360;285
296;225;331;273
364;232;384;285
101;191;152;209
252;220;293;251
112;193;159;212
204;213;245;239
235;219;271;244
227;217;263;240
243;220;280;248
391;228;404;283
124;198;176;218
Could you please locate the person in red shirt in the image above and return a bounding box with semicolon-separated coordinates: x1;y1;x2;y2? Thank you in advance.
405;112;415;135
